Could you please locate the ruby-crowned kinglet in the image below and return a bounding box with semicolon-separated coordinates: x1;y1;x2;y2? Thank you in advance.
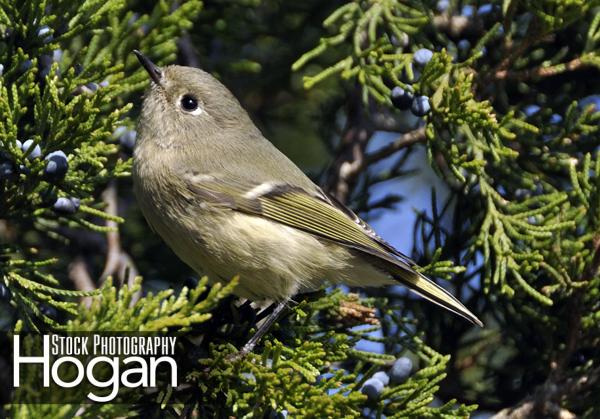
132;51;482;327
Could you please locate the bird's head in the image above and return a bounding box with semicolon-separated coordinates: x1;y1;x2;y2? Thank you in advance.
133;50;252;149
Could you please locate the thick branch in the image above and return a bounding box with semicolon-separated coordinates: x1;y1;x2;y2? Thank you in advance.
68;256;95;307
100;181;140;303
68;256;95;292
100;181;122;281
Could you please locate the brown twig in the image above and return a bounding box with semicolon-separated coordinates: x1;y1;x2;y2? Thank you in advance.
494;20;545;76
324;96;426;203
364;127;426;165
495;57;588;81
339;297;379;326
329;126;426;203
479;17;549;90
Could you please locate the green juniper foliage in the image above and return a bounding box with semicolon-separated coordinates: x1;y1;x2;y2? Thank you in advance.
9;277;237;409
0;0;202;330
1;0;600;417
292;0;600;416
9;284;475;418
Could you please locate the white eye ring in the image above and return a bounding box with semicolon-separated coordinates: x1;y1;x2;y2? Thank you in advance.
179;94;203;116
187;107;203;116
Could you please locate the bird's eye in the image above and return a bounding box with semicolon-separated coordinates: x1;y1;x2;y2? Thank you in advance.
180;95;199;112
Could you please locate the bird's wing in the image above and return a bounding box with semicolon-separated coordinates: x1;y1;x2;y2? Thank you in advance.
325;192;418;268
183;173;482;327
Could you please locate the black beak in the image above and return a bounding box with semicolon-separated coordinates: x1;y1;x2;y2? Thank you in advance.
133;50;163;85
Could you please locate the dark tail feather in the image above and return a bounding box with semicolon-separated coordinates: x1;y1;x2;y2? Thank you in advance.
392;268;483;327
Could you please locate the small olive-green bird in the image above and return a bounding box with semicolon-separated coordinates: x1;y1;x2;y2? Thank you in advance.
132;50;482;328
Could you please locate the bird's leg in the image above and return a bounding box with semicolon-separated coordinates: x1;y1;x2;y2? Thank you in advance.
229;299;288;361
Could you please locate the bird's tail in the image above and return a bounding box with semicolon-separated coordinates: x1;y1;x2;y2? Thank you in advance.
392;266;483;327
